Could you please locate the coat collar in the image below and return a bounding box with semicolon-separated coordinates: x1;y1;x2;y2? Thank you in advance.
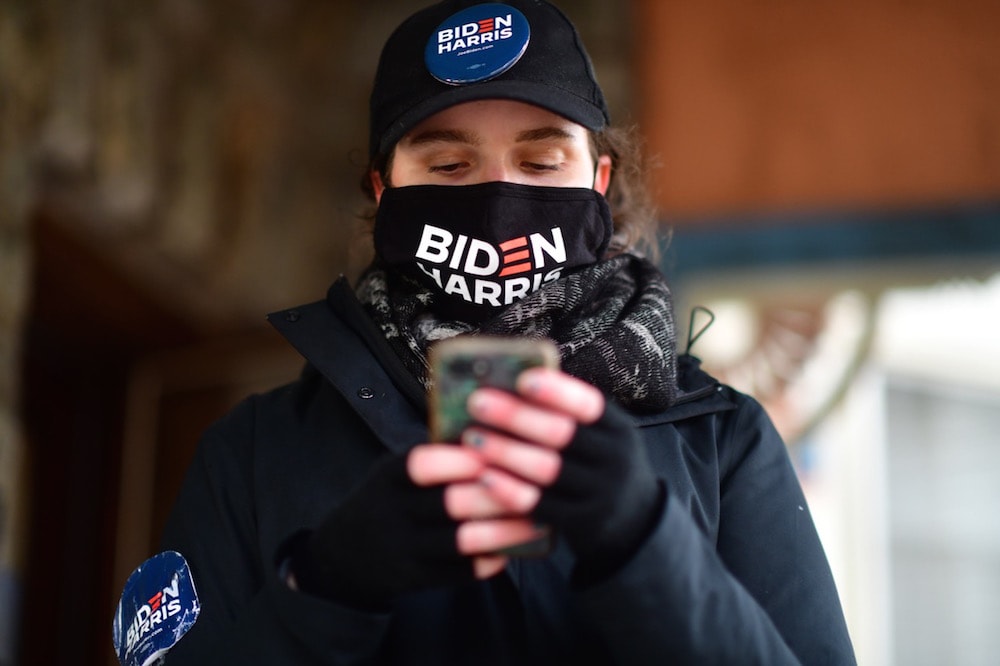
631;355;736;426
267;277;428;455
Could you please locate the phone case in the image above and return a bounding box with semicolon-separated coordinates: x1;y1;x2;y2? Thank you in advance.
428;336;559;443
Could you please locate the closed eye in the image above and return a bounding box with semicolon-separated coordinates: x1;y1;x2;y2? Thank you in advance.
523;162;561;172
428;162;468;174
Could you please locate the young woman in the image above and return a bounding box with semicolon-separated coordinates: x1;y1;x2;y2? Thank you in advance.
158;2;856;663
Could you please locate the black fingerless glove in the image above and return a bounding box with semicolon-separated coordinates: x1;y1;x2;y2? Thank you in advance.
289;453;474;609
533;400;665;585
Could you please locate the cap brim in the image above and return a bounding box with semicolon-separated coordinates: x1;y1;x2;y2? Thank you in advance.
377;79;608;156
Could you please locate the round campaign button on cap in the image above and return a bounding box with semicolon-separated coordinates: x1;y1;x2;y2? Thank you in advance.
425;3;530;85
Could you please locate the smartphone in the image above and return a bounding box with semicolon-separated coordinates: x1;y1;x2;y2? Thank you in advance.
428;335;560;557
428;336;560;442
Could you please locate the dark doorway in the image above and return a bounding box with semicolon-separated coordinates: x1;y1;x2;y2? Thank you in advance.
18;211;303;666
19;212;197;666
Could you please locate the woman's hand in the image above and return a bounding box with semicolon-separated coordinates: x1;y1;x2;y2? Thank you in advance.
459;368;604;512
460;367;663;582
411;366;660;583
406;443;546;579
407;369;604;578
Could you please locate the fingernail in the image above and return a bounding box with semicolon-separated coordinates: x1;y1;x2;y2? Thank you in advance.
463;430;485;449
467;392;488;417
519;371;542;396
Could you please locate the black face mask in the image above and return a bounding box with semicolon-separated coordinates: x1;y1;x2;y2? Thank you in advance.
373;182;614;322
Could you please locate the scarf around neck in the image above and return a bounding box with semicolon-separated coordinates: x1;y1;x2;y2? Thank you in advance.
355;253;678;412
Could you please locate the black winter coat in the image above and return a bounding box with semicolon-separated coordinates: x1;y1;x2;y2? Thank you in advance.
159;278;856;664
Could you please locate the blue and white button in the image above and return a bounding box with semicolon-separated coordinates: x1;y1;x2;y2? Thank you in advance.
425;3;530;85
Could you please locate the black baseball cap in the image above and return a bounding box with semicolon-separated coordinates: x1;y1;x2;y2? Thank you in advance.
369;0;610;159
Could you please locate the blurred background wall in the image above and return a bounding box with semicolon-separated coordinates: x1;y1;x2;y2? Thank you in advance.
0;0;998;664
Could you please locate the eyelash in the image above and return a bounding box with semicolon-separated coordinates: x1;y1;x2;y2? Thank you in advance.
428;163;465;173
428;162;561;174
525;162;560;172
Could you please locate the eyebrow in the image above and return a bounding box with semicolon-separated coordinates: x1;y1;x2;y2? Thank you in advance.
515;126;576;143
404;125;577;147
405;129;479;147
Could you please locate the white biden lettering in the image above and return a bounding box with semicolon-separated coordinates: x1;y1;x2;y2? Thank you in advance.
413;224;567;306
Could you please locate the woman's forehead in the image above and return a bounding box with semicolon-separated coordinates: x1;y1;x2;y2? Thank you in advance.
400;99;587;145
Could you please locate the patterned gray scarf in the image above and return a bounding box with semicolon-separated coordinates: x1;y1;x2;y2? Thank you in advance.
355;253;678;411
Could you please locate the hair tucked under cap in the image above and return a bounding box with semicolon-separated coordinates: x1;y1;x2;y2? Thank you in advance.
369;0;609;159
